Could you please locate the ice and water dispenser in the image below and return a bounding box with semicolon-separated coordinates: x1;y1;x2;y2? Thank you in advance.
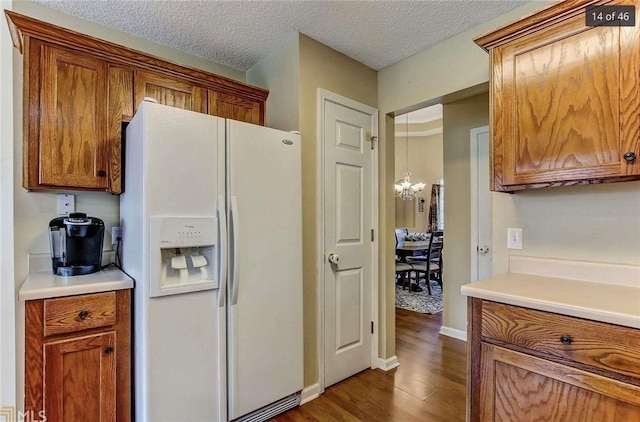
149;216;218;297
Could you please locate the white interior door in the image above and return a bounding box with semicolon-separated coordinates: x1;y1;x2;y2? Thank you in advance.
470;126;492;281
321;93;377;388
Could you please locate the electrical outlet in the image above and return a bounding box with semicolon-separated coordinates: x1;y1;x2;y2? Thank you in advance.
56;194;75;215
507;228;523;250
111;227;121;245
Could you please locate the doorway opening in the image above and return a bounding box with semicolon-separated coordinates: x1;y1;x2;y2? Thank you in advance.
392;86;491;350
394;104;444;314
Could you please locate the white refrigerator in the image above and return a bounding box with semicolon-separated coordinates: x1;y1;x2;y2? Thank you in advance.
120;102;303;422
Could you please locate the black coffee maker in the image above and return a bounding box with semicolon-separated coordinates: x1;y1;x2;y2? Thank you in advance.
49;213;105;276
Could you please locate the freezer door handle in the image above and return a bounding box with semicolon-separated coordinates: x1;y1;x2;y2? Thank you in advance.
217;195;228;307
230;196;240;306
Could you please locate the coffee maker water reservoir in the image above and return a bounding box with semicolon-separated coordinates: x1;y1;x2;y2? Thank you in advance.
49;213;105;276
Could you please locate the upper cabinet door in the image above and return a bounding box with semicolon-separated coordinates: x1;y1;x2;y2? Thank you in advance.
479;0;640;191
134;70;207;113
38;43;109;189
208;90;264;125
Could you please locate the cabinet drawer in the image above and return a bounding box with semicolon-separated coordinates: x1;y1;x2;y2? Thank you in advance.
44;292;117;337
481;301;640;380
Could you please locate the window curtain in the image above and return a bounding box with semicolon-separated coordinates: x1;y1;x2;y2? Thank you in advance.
427;184;444;232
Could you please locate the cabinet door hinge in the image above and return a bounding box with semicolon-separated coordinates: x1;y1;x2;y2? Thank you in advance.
371;229;374;241
371;321;374;334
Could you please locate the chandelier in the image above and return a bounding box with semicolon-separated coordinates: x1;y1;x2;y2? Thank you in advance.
395;113;425;201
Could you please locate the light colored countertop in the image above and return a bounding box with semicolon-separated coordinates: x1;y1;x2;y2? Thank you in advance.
19;254;134;301
461;256;640;329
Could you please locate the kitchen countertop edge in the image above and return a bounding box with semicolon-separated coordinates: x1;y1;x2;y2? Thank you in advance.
20;267;134;301
461;273;640;329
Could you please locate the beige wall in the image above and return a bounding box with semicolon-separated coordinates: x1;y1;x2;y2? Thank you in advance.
442;92;489;332
298;34;378;386
378;0;555;356
492;182;640;273
379;0;640;352
395;119;443;231
1;0;16;406
247;33;300;131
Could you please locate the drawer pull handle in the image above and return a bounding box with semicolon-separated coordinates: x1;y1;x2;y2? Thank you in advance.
78;310;89;320
560;334;572;345
623;151;636;162
104;347;114;355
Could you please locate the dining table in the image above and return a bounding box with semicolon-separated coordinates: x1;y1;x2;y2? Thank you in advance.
395;243;429;263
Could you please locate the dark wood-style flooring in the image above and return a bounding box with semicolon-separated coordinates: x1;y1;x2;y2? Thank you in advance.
271;309;467;421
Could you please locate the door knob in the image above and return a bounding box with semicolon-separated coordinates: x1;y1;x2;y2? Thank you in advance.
327;253;340;264
478;245;490;254
623;151;636;162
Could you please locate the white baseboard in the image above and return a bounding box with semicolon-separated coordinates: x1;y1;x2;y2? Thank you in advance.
439;326;467;342
376;355;400;371
300;383;320;405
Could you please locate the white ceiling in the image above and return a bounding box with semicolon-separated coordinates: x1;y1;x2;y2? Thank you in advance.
33;0;527;72
398;104;443;124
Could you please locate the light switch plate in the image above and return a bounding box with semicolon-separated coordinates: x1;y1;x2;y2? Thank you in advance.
56;194;75;215
507;228;523;250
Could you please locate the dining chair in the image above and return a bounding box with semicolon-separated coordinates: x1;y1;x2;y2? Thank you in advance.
395;228;408;245
395;262;413;290
409;231;443;295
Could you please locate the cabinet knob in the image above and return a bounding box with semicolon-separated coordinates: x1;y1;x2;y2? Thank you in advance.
623;152;636;162
560;334;572;345
104;347;114;355
97;170;107;177
78;310;89;320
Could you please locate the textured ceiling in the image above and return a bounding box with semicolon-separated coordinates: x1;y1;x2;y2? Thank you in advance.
34;0;527;71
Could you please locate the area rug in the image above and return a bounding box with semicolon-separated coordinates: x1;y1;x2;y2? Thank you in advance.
395;280;443;314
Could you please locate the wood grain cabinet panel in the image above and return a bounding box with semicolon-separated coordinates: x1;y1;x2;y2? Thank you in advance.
476;0;640;191
43;291;117;337
135;69;207;113
468;298;640;422
36;41;110;190
480;301;640;379
209;90;264;125
24;290;131;422
44;332;116;422
107;66;134;194
481;344;640;422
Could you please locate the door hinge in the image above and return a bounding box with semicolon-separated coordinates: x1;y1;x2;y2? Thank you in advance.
371;321;374;334
371;229;374;241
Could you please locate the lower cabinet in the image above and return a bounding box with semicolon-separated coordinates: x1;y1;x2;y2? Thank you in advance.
468;298;640;421
480;344;640;421
25;290;131;422
44;332;116;421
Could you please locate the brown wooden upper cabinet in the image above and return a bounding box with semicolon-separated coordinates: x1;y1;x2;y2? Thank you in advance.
6;11;268;194
26;39;111;191
134;70;207;113
209;90;264;125
475;0;640;191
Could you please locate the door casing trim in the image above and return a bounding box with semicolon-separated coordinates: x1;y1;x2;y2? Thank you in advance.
470;125;490;283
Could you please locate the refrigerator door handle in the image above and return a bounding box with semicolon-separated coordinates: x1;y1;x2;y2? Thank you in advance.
217;195;228;307
230;196;240;306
